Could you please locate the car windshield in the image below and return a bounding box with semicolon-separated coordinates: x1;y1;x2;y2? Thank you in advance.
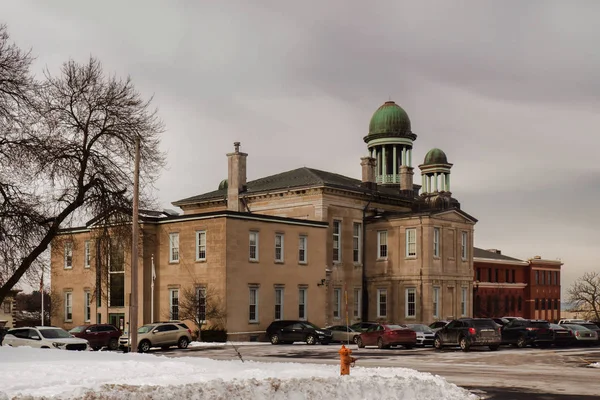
472;320;496;328
550;324;563;329
385;324;405;330
304;322;320;329
580;324;599;330
138;325;156;334
68;326;87;333
39;328;72;339
567;324;590;331
407;324;430;332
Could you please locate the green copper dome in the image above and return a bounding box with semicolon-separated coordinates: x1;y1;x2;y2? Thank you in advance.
218;179;228;190
423;148;448;165
368;101;411;136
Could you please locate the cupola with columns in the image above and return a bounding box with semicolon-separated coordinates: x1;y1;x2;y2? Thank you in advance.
363;101;417;191
419;148;460;209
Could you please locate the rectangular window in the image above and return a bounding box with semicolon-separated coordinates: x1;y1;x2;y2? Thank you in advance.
169;289;179;320
547;271;551;286
449;230;455;258
249;231;259;261
353;288;361;318
405;288;416;318
505;269;509;283
476;268;481;281
2;301;10;313
84;291;91;322
169;233;180;263
84;240;91;268
249;287;259;322
197;287;206;322
333;220;341;263
512;269;516;283
433;287;440;318
274;288;284;320
535;298;539;310
65;292;73;321
377;231;388;259
433;227;440;257
406;228;416;257
275;234;284;262
298;235;307;264
488;268;493;282
495;269;499;282
64;242;73;269
461;287;467;316
353;222;361;263
196;231;206;261
298;288;307;320
377;289;387;318
108;239;125;307
461;231;468;260
540;271;545;285
333;288;341;319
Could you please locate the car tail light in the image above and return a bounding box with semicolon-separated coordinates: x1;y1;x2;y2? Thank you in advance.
468;327;476;335
187;329;192;335
575;331;580;337
526;327;537;331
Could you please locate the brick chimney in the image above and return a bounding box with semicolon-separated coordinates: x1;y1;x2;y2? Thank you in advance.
227;142;247;212
399;165;414;192
360;156;377;190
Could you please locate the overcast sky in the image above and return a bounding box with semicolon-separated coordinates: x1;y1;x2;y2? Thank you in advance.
3;1;599;295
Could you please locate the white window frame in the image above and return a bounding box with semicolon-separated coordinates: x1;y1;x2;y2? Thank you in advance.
352;222;361;263
333;288;341;319
332;220;342;263
65;292;73;321
84;291;91;322
84;240;91;268
377;288;387;318
406;228;417;258
377;230;388;259
275;234;284;262
298;235;307;264
405;288;416;318
274;288;284;320
169;232;180;263
64;242;73;269
249;231;259;261
461;287;468;316
433;227;440;258
196;287;207;323
249;287;259;322
169;289;179;321
353;288;362;318
461;231;468;260
196;231;206;261
298;288;307;320
433;287;440;318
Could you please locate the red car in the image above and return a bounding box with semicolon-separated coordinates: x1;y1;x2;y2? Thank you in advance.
357;323;417;349
69;324;121;350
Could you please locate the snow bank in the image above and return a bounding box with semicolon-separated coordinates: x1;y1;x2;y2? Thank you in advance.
589;362;600;368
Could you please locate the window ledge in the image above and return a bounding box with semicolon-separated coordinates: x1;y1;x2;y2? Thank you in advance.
65;319;73;323
299;262;308;266
405;316;417;320
275;261;285;264
196;259;207;263
248;321;260;325
64;267;72;270
169;261;180;265
376;258;388;262
84;266;91;269
404;257;417;260
353;263;363;268
433;256;440;260
448;257;455;261
249;259;260;263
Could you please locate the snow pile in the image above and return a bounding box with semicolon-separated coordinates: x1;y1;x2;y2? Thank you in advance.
589;362;600;368
0;346;478;400
187;341;269;348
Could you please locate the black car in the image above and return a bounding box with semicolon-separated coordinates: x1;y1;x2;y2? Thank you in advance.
434;318;502;352
266;320;333;345
549;323;576;347
501;319;554;348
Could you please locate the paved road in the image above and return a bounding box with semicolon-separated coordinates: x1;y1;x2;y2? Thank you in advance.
157;343;600;399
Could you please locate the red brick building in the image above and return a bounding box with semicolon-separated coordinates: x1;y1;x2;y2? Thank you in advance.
473;248;562;322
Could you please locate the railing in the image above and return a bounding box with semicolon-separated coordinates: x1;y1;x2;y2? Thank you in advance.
376;175;400;184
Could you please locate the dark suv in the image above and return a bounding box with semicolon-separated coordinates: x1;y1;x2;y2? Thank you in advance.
266;320;333;345
501;319;554;348
434;318;502;351
69;324;121;351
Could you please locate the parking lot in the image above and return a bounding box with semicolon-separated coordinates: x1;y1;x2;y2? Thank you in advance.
156;343;600;399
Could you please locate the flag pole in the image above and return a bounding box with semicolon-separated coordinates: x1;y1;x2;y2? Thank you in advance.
151;254;155;323
40;269;44;326
130;135;141;352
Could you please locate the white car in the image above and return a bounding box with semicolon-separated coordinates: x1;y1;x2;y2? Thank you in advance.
3;326;90;350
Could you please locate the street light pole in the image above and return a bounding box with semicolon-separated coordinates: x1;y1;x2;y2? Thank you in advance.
130;135;141;352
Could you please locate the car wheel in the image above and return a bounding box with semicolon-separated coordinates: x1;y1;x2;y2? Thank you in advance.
108;338;119;351
517;336;527;348
138;340;151;353
489;345;500;351
353;335;359;344
270;334;280;345
178;337;189;349
434;336;443;350
377;337;385;349
459;336;470;352
357;337;365;348
306;334;316;345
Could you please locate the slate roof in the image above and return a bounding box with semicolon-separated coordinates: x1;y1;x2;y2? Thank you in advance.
173;167;419;206
473;247;523;262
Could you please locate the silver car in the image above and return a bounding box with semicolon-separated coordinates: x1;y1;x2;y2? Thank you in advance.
561;324;598;344
406;324;435;346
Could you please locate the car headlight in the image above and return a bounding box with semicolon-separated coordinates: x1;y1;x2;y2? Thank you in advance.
315;330;324;335
52;342;66;348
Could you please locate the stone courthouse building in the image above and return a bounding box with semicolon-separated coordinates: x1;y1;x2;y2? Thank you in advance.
50;100;478;338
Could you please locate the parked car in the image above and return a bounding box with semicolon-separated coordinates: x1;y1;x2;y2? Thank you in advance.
560;324;598;345
357;323;417;349
549;323;575;347
405;324;435;347
558;319;589;325
349;321;379;332
560;322;600;344
0;326;8;345
266;320;333;345
326;325;360;344
3;326;89;350
69;324;121;351
501;319;554;348
119;321;192;353
429;320;450;332
434;318;501;352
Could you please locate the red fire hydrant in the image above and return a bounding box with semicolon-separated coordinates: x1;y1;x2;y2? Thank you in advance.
339;344;358;375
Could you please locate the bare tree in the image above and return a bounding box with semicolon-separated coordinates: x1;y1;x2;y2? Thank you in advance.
176;284;227;340
568;271;600;322
0;37;166;303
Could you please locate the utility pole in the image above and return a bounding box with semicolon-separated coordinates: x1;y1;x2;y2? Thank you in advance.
130;135;141;352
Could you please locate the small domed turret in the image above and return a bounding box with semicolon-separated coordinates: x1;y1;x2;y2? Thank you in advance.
218;179;228;190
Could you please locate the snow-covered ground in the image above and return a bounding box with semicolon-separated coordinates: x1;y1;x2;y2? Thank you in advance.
589;362;600;368
0;345;478;400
